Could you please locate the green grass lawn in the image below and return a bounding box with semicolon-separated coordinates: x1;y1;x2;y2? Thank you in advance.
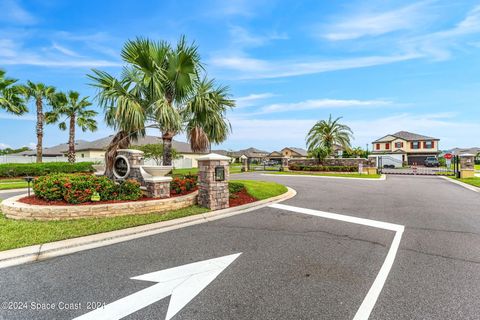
0;205;209;252
455;177;480;188
231;180;288;200
268;171;382;179
475;164;480;171
0;181;28;190
0;178;25;183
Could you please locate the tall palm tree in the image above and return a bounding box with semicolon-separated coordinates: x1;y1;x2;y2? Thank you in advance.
306;115;353;156
45;91;98;163
89;36;234;168
20;81;56;163
0;69;27;115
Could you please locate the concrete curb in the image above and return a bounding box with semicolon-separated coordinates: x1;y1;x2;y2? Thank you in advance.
261;173;386;181
0;187;296;269
439;176;480;193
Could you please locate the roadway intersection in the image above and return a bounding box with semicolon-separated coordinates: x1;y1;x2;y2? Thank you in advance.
1;174;479;319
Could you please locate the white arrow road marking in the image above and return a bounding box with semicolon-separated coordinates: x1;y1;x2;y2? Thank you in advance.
73;253;242;320
269;203;404;320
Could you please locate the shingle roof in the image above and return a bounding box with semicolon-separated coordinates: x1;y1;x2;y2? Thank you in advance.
283;147;308;156
14;140;90;156
373;131;438;142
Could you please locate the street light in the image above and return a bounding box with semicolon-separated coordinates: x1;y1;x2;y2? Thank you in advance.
24;176;34;197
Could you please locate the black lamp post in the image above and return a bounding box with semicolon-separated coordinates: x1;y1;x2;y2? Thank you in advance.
24;176;34;197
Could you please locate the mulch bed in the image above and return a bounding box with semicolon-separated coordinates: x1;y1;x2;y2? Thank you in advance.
229;189;257;207
18;189;197;206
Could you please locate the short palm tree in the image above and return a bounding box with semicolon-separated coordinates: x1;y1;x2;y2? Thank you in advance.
89;36;234;170
306;115;353;156
20;81;56;163
0;69;27;115
45;91;98;163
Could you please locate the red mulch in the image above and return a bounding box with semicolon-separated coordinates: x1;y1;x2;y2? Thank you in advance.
18;189;198;206
229;189;257;207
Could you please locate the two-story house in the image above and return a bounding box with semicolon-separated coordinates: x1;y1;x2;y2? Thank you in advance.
371;131;440;165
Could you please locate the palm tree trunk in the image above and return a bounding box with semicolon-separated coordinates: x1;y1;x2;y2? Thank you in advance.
162;132;174;166
67;115;76;163
104;131;130;178
36;98;43;163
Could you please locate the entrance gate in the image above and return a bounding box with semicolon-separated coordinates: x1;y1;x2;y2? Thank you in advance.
378;155;459;176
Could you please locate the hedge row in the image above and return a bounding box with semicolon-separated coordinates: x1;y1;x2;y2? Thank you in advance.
288;164;358;172
33;173;142;204
0;162;94;178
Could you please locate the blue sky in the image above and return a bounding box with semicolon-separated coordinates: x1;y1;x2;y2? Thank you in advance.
1;0;480;152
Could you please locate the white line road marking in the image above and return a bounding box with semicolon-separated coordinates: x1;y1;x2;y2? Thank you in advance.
73;253;242;320
268;203;404;320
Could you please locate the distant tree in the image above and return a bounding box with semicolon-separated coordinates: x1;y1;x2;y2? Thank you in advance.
0;146;30;155
0;69;27;115
306;115;353;156
132;144;179;165
20;81;56;163
344;146;366;158
45;91;97;163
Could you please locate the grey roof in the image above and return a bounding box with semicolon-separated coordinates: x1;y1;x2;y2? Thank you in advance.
373;131;439;143
283;147;308;156
14;140;90;156
448;147;480;155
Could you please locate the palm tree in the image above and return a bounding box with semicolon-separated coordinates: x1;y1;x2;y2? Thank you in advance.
306;115;353;156
45;91;98;163
0;69;27;115
20;81;56;163
89;36;234;169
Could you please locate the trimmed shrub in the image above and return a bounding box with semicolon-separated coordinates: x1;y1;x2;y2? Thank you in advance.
228;182;245;194
288;164;357;172
0;162;94;178
33;173;142;204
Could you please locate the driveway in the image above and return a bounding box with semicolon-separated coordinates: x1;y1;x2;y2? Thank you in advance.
1;174;479;319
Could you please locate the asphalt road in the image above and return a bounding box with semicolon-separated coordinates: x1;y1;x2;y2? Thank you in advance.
1;174;480;319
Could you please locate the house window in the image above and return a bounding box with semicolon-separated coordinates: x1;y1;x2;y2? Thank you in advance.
411;141;420;149
385;143;390;149
424;141;434;149
376;143;380;150
395;142;403;148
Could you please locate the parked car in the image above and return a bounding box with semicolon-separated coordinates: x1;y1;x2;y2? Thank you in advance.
424;157;439;167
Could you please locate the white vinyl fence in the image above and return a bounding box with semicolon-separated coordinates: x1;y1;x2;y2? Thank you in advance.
0;155;193;169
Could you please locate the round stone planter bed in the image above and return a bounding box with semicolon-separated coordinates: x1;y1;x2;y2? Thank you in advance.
1;191;198;221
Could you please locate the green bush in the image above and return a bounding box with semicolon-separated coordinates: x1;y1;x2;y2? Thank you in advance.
228;182;245;194
288;164;357;172
0;162;94;178
33;173;142;204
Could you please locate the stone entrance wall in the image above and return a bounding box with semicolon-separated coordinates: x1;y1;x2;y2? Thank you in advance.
198;154;230;210
288;157;375;167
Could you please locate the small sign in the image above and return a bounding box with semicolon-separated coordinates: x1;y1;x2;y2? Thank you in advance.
215;166;225;181
113;155;130;179
358;163;363;174
444;153;453;160
446;159;452;169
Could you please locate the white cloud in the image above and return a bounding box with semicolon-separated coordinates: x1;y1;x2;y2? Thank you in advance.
0;113;35;121
321;2;429;41
51;43;83;58
261;98;392;114
229;26;288;48
0;143;12;149
235;93;276;108
0;0;36;25
211;53;420;79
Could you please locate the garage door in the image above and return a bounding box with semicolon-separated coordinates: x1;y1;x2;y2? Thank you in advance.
408;156;428;165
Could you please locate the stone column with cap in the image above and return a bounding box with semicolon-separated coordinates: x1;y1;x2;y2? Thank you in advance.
197;153;231;210
460;153;475;178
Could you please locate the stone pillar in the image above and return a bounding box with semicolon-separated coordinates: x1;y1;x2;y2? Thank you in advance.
198;153;230;210
115;149;145;182
241;156;248;172
144;178;171;198
281;157;289;171
460;153;475;178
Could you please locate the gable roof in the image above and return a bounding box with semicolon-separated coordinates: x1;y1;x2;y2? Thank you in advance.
373;131;439;143
282;147;308;156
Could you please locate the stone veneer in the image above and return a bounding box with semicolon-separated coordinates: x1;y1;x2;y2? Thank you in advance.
288;157;375;167
1;192;197;221
197;153;230;210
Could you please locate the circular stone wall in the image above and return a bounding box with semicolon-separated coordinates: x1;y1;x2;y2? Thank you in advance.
1;192;198;221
